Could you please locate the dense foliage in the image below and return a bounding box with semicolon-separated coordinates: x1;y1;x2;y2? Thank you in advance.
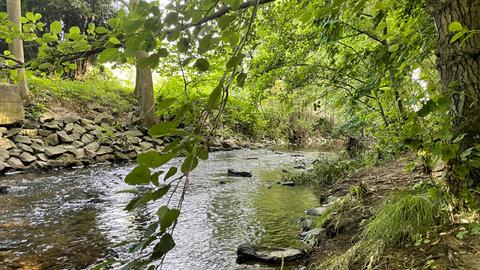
1;0;479;268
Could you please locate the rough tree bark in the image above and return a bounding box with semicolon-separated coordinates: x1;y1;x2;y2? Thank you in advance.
6;0;31;104
128;0;155;128
136;51;156;128
427;0;480;192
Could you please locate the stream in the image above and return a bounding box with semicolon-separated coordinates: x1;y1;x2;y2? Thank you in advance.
0;149;326;270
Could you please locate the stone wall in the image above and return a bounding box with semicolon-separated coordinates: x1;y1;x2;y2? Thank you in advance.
0;113;164;174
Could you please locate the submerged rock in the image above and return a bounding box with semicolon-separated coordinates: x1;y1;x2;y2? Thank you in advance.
0;186;9;194
236;243;307;265
227;169;252;177
280;181;295;186
305;206;328;216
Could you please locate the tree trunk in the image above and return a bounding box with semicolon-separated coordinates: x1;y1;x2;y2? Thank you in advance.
6;0;30;104
427;0;480;192
136;51;156;128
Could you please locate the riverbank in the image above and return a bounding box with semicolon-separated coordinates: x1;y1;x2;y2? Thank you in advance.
0;111;276;175
304;156;480;269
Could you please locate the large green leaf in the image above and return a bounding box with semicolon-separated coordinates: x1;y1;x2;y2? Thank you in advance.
125;164;151;185
151;234;175;260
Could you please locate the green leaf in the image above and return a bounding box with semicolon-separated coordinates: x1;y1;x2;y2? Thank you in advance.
125;164;151;185
181;154;198;174
450;31;465;43
236;72;247;87
98;48;119;63
177;37;190;53
149;122;177;137
448;21;463;32
417;100;436;117
157;206;180;229
194;58;210;72
50;21;62;34
207;84;222;109
95;26;108;34
165;12;179;25
26;12;35;21
69;26;80;35
108;37;121;45
157;98;177;111
198;34;212;54
218;14;234;30
151;234;175;260
137;151;161;168
158;47;169;57
164;167;178;181
226;55;243;69
198;147;208;160
124;19;144;33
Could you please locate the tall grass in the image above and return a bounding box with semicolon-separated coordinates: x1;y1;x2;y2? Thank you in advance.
318;192;445;270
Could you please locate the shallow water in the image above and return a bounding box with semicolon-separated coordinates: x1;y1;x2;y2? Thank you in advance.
0;149;325;270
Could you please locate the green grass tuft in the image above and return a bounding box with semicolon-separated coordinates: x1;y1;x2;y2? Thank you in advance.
318;192;445;270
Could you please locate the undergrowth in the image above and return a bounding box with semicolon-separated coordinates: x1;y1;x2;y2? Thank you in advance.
28;73;134;115
289;151;383;185
318;191;446;270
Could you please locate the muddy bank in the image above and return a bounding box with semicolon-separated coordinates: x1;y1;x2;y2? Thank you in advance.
0;112;270;175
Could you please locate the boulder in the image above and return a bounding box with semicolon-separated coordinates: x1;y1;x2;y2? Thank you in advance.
227;169;253;177
85;142;100;156
7;157;25;169
48;153;81;167
72;124;86;135
0;83;24;125
127;136;142;145
0;138;16;150
0;161;7;172
124;129;144;137
305;206;328;216
0;149;10;161
94;113;115;125
81;134;95;144
36;153;48;162
114;152;130;161
31;142;45;154
0;127;8;136
74;148;85;159
19;152;36;164
96;154;115;163
299;228;324;243
96;146;113;156
222;139;241;150
9;148;22;158
69;133;81;141
44;146;69;157
5;128;21;138
19;129;37;137
72;141;84;148
236;244;307;265
139;141;153;151
17;143;33;153
13;135;32;145
43;121;62;130
57;131;73;143
40;112;56;123
60;114;79;124
64;123;75;133
45;133;59;146
38;129;54;137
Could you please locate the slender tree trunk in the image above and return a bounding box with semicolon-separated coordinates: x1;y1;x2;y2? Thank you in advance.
129;0;155;128
427;0;480;193
6;0;30;104
136;51;156;128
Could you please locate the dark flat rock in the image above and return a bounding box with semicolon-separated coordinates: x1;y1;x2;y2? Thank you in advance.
236;243;307;265
227;169;252;177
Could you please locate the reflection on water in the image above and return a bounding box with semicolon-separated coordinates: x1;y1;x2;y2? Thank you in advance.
0;149;326;270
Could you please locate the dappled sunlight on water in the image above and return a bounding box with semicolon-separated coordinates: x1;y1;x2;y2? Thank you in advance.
0;149;328;269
